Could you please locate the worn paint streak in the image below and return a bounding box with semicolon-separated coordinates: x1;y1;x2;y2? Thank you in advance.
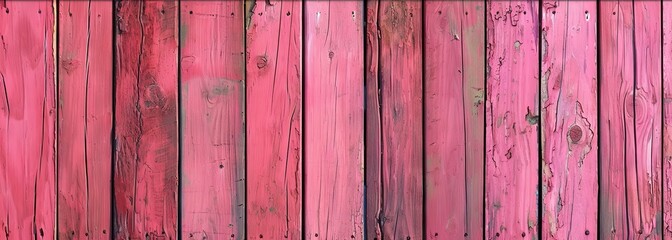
664;2;672;238
0;1;56;239
58;1;112;239
424;1;485;239
304;1;364;239
368;1;424;239
600;1;663;238
486;0;540;239
180;1;245;239
540;1;598;239
246;0;302;239
114;1;178;239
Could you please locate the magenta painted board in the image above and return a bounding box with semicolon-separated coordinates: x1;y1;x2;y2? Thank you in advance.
58;1;113;238
304;1;365;239
365;1;423;239
180;2;245;239
246;0;303;239
0;1;56;239
424;1;485;239
114;1;179;239
599;1;662;238
540;1;598;239
486;0;539;239
665;1;672;237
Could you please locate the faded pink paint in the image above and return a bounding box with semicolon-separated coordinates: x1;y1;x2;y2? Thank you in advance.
0;1;56;239
541;1;598;239
246;0;303;239
600;1;662;238
180;2;245;239
114;1;179;239
304;1;364;239
424;1;485;239
664;1;672;237
58;1;113;238
486;0;539;239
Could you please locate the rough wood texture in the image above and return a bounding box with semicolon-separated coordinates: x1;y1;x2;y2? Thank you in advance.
180;2;245;239
58;1;113;238
485;0;539;239
246;0;302;239
600;1;663;238
304;1;364;239
424;1;485;239
0;1;56;239
365;1;423;239
114;1;178;239
540;1;598;239
665;1;672;237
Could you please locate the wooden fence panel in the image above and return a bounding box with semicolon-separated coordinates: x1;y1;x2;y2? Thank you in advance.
424;1;485;239
304;1;365;239
0;1;56;239
58;1;113;238
246;0;303;239
180;1;246;239
485;0;540;239
113;1;179;238
664;1;672;238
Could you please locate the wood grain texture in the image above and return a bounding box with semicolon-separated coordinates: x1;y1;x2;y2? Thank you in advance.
0;1;56;239
599;1;663;238
540;1;598;239
58;1;113;238
485;0;539;239
246;0;302;239
180;2;245;239
424;1;485;239
304;1;364;239
665;1;672;237
113;1;178;239
366;1;423;239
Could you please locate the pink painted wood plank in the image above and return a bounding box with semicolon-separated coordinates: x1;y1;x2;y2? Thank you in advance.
485;0;539;239
57;1;112;238
304;1;364;239
365;1;423;239
424;1;485;239
180;2;245;239
540;1;598;239
114;1;178;239
664;1;672;237
246;0;302;239
0;1;56;239
364;1;383;239
600;1;663;238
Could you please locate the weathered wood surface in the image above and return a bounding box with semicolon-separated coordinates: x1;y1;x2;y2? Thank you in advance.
664;1;672;237
58;1;113;238
485;0;540;239
246;0;303;239
424;1;485;239
180;2;245;239
0;1;56;239
366;1;423;239
304;1;364;239
600;1;663;238
114;1;179;238
540;1;598;239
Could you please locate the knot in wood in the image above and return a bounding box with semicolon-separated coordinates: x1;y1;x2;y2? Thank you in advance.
256;56;268;69
568;125;582;143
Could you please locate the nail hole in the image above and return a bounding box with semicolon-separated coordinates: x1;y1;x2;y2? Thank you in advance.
463;233;468;237
406;237;411;240
85;233;89;236
585;10;589;14
522;232;526;237
465;11;468;15
613;11;616;15
496;233;500;237
523;11;526;15
231;234;235;238
219;164;224;169
585;230;590;235
351;235;355;238
552;10;556;14
5;8;9;14
103;230;107;234
438;11;442;15
259;234;263;238
315;233;319;237
189;11;193;14
638;229;643;234
286;11;291;16
231;12;234;16
161;9;165;14
38;10;41;14
39;229;44;236
284;235;288;238
409;13;413;17
69;12;72;16
71;231;75;235
434;233;439;237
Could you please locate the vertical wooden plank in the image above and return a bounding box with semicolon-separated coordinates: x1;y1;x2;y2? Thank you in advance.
664;1;672;237
304;1;364;239
424;1;485;239
540;1;598;239
366;1;423;239
600;1;663;238
0;1;56;239
485;0;539;239
364;0;383;239
180;1;245;239
58;1;113;238
246;0;302;239
114;1;178;239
